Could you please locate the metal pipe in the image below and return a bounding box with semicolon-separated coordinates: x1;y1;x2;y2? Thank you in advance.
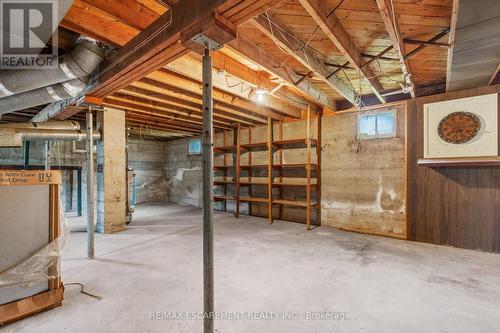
202;47;214;333
86;110;95;258
45;141;51;170
23;141;30;169
0;127;100;148
0;120;80;130
0;78;87;115
0;40;105;99
77;169;83;217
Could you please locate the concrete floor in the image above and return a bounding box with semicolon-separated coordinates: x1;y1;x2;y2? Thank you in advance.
4;203;500;333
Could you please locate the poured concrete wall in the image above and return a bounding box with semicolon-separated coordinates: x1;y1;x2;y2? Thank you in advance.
128;138;166;204
322;106;406;238
164;104;406;239
164;138;202;207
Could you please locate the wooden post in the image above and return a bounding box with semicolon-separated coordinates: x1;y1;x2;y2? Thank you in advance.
248;127;253;215
235;124;241;218
267;116;273;224
306;106;312;230
316;109;323;226
49;183;61;290
278;121;284;220
223;131;227;212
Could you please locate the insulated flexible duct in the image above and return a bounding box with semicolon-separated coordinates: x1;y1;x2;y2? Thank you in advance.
0;40;105;98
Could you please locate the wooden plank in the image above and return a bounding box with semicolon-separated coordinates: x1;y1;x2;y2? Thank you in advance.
298;0;385;103
227;35;336;110
79;0;159;30
375;0;416;97
0;170;62;186
0;287;64;326
252;14;359;105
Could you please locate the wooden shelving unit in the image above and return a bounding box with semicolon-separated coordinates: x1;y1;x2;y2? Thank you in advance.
213;107;321;230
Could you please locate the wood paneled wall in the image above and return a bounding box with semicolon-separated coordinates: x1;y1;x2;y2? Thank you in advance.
406;85;500;252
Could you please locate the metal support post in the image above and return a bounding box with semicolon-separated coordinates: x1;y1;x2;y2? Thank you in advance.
86;108;95;258
202;47;214;333
23;141;30;169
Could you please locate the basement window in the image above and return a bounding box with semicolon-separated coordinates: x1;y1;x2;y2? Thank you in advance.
188;138;202;155
358;110;397;140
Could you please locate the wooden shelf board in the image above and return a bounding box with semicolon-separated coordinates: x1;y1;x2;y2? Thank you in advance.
239;181;268;185
214;195;236;201
240;142;268;152
240;197;269;203
272;182;317;187
214;145;237;155
213;165;235;170
417;156;500;167
272;199;318;207
272;138;317;150
214;181;235;185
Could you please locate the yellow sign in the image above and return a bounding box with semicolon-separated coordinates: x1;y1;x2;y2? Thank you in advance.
0;170;62;186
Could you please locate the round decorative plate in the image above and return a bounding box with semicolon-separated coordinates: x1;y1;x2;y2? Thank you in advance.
438;111;481;144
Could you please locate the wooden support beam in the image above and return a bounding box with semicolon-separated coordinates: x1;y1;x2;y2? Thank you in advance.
148;69;276;122
105;96;231;129
446;0;459;91
78;0;160;30
375;0;416;98
89;0;229;97
127;80;258;124
298;0;386;103
227;35;336;110
167;55;301;118
252;14;359;105
197;52;310;110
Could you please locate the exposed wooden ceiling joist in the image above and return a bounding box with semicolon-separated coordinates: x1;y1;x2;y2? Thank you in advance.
298;0;385;103
147;69;280;122
166;55;302;118
252;14;359;106
126;81;259;126
375;0;416;98
89;0;228;97
226;34;335;110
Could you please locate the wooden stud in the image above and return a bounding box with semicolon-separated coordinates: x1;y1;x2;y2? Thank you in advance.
267;116;273;224
316;109;322;227
306;106;312;230
235;124;241;218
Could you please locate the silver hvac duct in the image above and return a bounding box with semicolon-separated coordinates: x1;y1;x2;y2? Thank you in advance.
0;40;105;99
0;120;80;130
0;78;87;115
0;126;100;148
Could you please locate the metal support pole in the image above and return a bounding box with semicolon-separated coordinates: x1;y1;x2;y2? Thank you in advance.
86;109;95;258
77;169;82;216
202;47;214;333
23;141;30;169
44;141;51;170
